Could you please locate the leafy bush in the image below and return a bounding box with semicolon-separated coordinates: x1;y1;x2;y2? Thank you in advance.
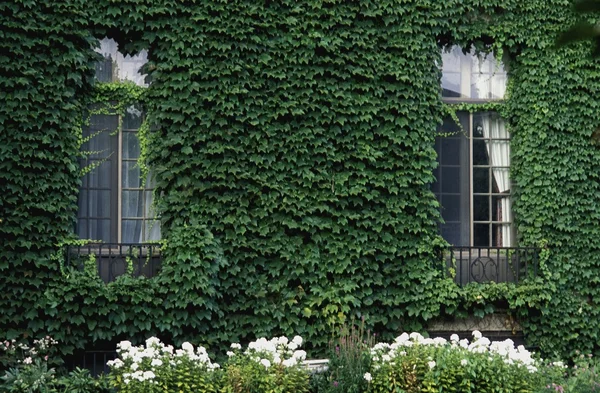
57;368;110;393
222;336;309;393
107;337;221;393
366;331;542;393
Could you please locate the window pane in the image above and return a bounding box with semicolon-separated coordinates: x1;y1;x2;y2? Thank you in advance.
88;160;112;188
88;219;111;242
144;191;156;217
473;140;489;165
474;223;490;246
123;105;143;129
77;190;88;218
442;72;461;98
122;190;142;218
441;194;461;222
492;195;511;222
122;220;142;243
440;223;464;246
145;220;161;241
96;38;148;86
122;161;142;188
492;224;512;247
122;132;140;159
441;167;460;193
87;190;111;218
77;219;88;239
440;138;461;165
474;195;489;221
473;167;489;193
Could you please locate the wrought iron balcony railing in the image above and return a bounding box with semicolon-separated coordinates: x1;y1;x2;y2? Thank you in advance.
438;246;540;285
64;243;161;283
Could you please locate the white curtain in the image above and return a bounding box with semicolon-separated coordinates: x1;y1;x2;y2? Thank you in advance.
482;115;512;246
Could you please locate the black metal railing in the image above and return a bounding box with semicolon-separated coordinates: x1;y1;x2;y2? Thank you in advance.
65;243;162;283
67;350;117;376
438;246;540;285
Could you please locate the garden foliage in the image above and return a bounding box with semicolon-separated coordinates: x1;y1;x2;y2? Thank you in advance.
2;0;600;361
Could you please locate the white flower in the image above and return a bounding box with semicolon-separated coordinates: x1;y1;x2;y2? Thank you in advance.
292;350;306;360
143;371;156;380
282;358;297;367
472;330;482;340
428;361;436;369
288;342;298;350
230;343;242;350
118;341;132;351
292;335;303;347
151;359;163;367
131;363;139;371
226;351;235;357
278;336;289;345
181;342;194;353
364;372;372;382
23;357;32;365
461;359;468;366
146;337;161;346
107;359;124;369
260;359;271;368
450;334;459;342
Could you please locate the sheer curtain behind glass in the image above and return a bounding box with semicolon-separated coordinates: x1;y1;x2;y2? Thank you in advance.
482;114;512;246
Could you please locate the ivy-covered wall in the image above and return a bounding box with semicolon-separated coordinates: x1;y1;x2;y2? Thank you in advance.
2;0;600;360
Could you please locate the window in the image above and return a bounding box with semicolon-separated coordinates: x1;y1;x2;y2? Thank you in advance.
76;39;159;243
433;46;513;247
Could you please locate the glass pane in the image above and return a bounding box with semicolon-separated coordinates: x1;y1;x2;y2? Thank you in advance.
439;117;462;135
441;167;460;193
90;190;111;218
492;195;511;222
96;38;148;86
473;167;489;193
77;190;88;218
474;195;489;221
122;190;142;218
442;72;461;98
144;191;155;217
122;161;142;188
473;140;489;165
441;194;461;222
474;223;490;246
87;131;111;158
88;219;111;242
492;224;512;247
492;168;510;193
440;138;461;165
88;160;112;188
440;223;463;246
77;219;88;239
122;132;140;159
145;220;161;241
122;220;142;243
123;105;143;129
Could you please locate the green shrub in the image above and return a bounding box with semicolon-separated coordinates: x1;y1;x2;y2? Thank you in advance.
223;336;309;393
107;337;221;393
366;331;541;393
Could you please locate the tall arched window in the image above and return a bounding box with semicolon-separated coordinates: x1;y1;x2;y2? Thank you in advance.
433;46;512;247
76;39;159;243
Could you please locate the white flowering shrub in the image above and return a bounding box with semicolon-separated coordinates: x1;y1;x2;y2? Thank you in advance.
366;331;544;393
108;337;221;393
223;335;309;393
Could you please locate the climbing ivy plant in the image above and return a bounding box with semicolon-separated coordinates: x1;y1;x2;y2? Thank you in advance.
2;0;600;361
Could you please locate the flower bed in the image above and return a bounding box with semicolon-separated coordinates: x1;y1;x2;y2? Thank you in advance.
1;331;597;393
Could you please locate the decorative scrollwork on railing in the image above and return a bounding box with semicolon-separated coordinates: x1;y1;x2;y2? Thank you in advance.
438;246;540;286
470;256;498;283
